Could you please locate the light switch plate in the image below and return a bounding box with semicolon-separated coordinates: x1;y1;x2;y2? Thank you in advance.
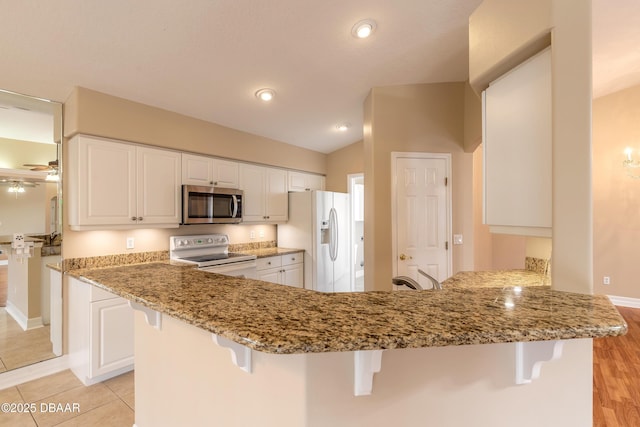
126;237;135;249
453;234;463;245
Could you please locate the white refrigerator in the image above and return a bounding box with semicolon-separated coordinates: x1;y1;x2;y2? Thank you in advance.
277;191;351;292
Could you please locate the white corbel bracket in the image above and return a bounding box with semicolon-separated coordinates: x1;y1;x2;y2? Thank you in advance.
128;301;162;330
212;334;252;373
354;350;384;396
515;340;564;385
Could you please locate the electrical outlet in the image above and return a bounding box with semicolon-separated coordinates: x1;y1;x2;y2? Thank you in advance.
126;237;135;249
259;230;265;238
250;230;256;240
603;276;610;285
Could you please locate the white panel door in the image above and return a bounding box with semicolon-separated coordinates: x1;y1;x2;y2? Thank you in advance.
212;159;239;188
77;137;136;226
265;167;288;222
395;157;449;287
137;147;181;225
239;164;266;222
182;153;214;186
90;298;134;377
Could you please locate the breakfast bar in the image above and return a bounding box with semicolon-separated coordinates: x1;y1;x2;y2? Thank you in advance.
67;262;626;427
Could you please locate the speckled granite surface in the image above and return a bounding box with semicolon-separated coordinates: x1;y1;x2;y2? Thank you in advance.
443;270;549;289
229;240;276;252
525;257;551;275
63;251;169;271
240;247;303;258
67;262;627;354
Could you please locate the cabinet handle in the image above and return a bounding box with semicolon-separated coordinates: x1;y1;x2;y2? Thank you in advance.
213;181;218;186
131;217;137;221
138;217;143;221
267;262;271;265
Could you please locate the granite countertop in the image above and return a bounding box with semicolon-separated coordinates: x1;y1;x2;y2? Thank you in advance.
443;270;549;289
67;262;627;354
239;247;303;258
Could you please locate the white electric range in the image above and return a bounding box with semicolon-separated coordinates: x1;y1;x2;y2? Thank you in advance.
169;234;257;279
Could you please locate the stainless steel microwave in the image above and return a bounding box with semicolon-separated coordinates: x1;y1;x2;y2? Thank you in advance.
182;185;243;224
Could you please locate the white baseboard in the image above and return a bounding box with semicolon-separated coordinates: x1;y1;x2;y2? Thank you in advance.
5;301;44;330
607;295;640;308
0;355;70;391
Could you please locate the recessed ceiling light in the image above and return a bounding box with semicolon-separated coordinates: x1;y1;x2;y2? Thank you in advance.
255;88;275;102
351;19;377;39
336;123;351;132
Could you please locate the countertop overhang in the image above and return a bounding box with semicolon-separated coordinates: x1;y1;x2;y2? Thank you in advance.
66;262;627;354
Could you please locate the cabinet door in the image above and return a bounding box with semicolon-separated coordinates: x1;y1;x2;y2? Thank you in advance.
281;263;304;288
288;171;325;192
70;136;137;227
240;164;266;222
213;159;240;188
483;48;551;235
90;298;134;378
137;147;182;225
257;267;282;284
182;153;214;186
265;167;288;222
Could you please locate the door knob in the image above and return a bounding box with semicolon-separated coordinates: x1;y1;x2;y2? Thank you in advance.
399;253;412;261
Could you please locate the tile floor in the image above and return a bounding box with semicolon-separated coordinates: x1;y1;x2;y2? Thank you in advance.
0;309;57;373
0;370;134;427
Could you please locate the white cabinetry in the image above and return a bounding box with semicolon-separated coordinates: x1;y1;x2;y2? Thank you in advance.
482;48;552;237
68;277;134;386
288;171;325;192
256;253;304;288
68;135;181;230
182;153;239;188
240;164;288;222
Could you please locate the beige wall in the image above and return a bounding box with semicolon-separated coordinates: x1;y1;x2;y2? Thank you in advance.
364;82;475;291
470;0;593;294
64;87;326;173
61;87;326;258
325;141;364;193
593;83;640;298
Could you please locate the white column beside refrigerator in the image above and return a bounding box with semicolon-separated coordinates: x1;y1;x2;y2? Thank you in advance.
278;191;351;292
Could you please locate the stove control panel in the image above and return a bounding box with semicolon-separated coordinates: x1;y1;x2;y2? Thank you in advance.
170;234;229;250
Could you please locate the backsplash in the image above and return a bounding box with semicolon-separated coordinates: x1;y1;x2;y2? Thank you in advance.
62;240;278;272
525;257;551;276
63;251;169;271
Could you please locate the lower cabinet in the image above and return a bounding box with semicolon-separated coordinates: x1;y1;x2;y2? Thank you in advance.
256;253;304;288
68;277;134;386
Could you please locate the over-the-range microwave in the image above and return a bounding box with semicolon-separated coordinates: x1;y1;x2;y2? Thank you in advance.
182;185;243;224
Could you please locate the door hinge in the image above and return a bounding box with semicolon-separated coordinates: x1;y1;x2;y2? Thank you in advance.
445;177;448;186
445;241;449;250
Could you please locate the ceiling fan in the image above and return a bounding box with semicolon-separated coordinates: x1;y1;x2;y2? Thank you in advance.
23;159;58;171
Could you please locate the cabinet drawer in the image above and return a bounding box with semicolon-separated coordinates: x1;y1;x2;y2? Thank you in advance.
256;256;281;270
282;252;303;266
90;286;118;302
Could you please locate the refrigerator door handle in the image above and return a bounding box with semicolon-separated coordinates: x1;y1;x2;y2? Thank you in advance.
329;207;338;261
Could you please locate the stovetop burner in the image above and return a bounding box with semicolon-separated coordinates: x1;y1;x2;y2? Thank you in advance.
169;234;256;267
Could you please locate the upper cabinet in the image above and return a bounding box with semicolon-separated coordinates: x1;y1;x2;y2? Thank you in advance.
240;164;288;223
482;48;552;238
287;171;325;192
68;135;181;230
182;153;239;188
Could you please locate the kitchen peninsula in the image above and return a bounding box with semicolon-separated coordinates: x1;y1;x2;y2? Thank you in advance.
66;261;626;427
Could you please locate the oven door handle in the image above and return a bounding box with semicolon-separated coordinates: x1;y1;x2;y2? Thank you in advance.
231;195;238;218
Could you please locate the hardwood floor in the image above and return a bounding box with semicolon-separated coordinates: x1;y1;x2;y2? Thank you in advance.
594;306;640;427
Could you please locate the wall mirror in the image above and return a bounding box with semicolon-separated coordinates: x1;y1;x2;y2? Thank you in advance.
0;89;63;373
